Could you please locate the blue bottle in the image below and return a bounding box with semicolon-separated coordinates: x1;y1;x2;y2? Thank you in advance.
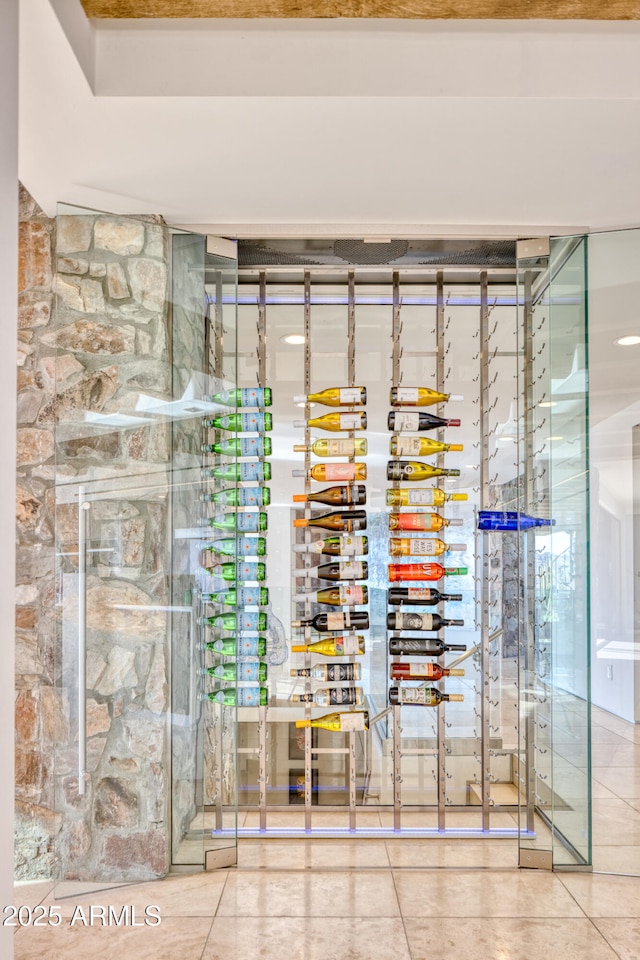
478;511;555;531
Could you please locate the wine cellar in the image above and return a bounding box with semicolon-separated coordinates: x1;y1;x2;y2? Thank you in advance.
52;219;590;884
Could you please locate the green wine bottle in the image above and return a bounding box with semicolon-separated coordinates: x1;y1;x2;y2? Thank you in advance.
204;387;272;408
202;537;266;557
202;586;269;607
202;437;272;457
199;611;267;632
204;562;267;582
200;487;270;507
201;512;268;533
201;637;267;657
204;686;268;706
203;412;272;432
202;462;272;483
204;662;268;682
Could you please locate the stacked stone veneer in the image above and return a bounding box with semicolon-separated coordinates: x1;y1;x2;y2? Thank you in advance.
15;187;187;881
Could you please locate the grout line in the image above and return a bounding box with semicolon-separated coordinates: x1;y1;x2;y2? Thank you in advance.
588;918;626;960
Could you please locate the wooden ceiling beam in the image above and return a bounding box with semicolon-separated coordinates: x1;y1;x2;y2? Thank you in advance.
80;0;640;19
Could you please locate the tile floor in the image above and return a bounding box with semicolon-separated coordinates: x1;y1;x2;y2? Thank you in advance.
11;703;640;960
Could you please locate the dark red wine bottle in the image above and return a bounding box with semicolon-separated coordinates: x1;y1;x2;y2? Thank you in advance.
387;587;463;606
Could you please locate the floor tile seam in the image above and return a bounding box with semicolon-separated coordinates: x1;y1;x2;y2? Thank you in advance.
588;918;626;960
196;914;217;960
555;873;595;919
212;868;231;920
231;865;525;873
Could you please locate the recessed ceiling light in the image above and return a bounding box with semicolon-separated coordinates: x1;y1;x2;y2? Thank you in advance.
615;335;640;346
539;401;556;408
281;334;305;345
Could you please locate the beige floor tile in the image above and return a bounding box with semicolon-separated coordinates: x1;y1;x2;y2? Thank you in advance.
12;881;55;907
44;870;228;918
237;839;390;869
592;767;640;799
393;869;585;917
593;845;640;875
14;916;212;960
242;809;381;831
559;872;640;917
403;917;619;960
591;742;640;768
593;799;640;845
216;869;400;916
593;919;640;960
385;838;518;868
377;809;517;831
590;779;619;800
203;916;411;960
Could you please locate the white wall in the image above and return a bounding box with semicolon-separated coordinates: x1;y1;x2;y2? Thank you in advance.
588;231;640;722
0;0;18;955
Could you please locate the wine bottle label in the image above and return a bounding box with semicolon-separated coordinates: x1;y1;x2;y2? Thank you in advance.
236;513;260;532
239;462;264;481
406;489;437;506
237;662;261;681
238;638;263;656
325;439;355;456
329;688;359;705
236;437;263;456
238;488;263;507
236;587;258;605
394;437;424;456
338;585;365;604
239;388;265;407
407;588;435;600
394;514;431;531
339;388;362;404
339;413;362;430
400;663;433;678
339;561;364;578
237;563;259;579
406;538;438;555
396;612;436;630
327;612;348;630
339;712;367;731
341;535;363;555
398;688;436;705
326;664;357;681
393;412;420;431
396;387;419;403
238;612;263;631
236;686;263;707
336;635;360;656
323;463;357;481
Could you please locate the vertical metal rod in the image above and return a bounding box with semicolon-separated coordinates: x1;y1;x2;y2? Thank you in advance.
347;270;357;831
479;271;492;831
522;270;536;836
435;271;446;829
391;271;402;831
214;270;223;379
303;271;313;831
77;487;87;796
257;270;267;831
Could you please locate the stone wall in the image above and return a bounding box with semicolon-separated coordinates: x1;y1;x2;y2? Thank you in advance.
15;188;187;882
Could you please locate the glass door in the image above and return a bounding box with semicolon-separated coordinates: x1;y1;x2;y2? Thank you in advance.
516;236;591;869
52;205;238;896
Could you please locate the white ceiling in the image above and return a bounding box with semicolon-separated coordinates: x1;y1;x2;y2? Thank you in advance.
18;2;640;234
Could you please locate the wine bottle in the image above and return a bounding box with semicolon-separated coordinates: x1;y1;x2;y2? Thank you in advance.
293;485;366;507
199;611;267;632
386;612;464;631
388;563;468;582
291;635;365;656
390;436;463;457
390;663;465;680
387;462;460;482
292;463;367;482
387;587;463;606
202;637;267;657
203;412;272;432
201;586;269;607
293;585;368;606
293;510;366;533
388;538;466;558
293;412;367;432
202;436;272;458
389;687;464;706
202;537;266;557
203;561;266;582
294;560;368;581
389;513;463;532
293;386;367;407
389;637;467;655
292;535;368;557
388;412;461;432
291;611;370;632
292;687;364;705
202;512;268;533
478;510;556;531
293;438;368;457
295;710;369;732
386;487;468;507
205;387;272;408
202;461;271;483
390;387;463;407
291;663;362;681
201;487;270;507
205;662;268;682
204;686;268;706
